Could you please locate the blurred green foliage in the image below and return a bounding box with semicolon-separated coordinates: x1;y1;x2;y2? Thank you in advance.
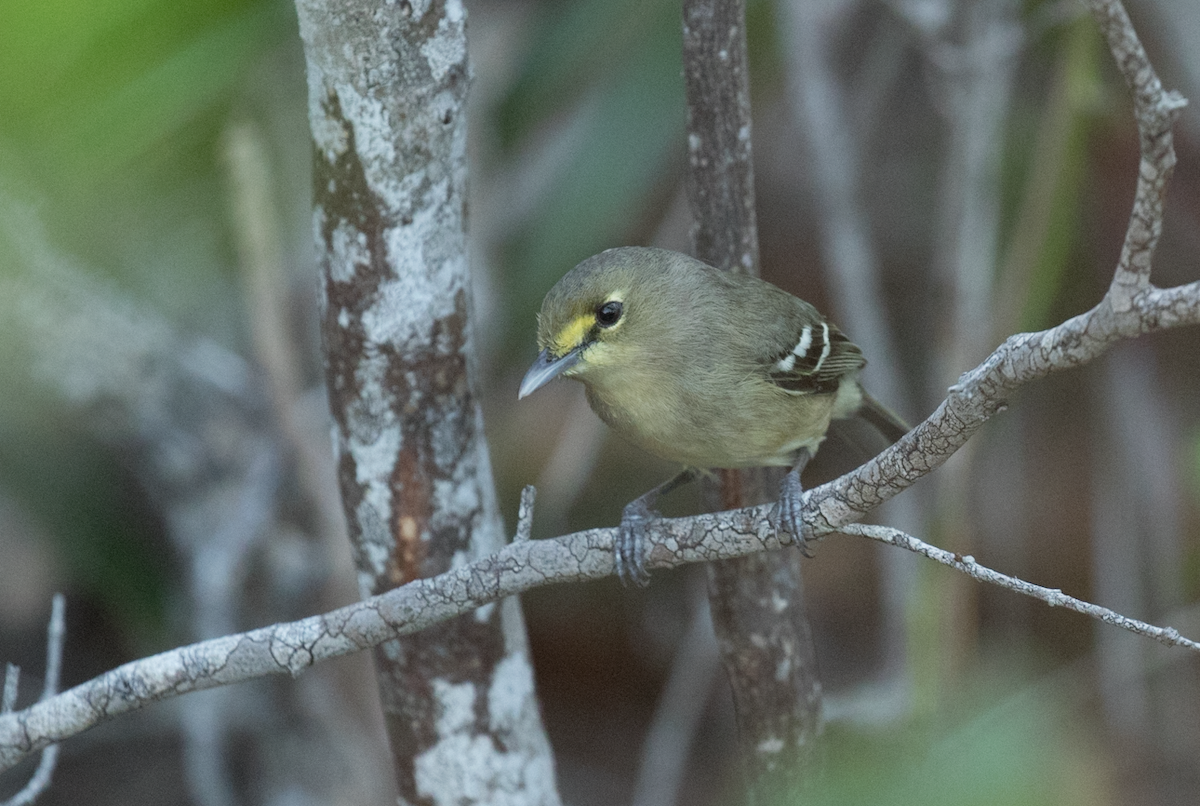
0;0;295;634
0;409;170;640
997;14;1105;337
0;0;289;182
0;0;295;336
490;0;778;348
799;685;1103;806
493;0;686;343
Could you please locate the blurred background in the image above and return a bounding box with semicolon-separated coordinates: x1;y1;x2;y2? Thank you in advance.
1;0;1199;804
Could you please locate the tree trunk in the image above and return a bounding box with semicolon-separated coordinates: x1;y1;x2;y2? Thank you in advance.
294;1;562;803
682;0;823;800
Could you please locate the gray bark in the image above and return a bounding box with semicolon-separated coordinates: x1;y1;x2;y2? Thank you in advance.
293;0;561;803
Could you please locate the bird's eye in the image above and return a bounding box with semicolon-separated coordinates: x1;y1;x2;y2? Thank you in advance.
596;301;623;327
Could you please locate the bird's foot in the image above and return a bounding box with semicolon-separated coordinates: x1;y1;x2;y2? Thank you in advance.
612;469;697;588
616;496;656;588
771;452;814;556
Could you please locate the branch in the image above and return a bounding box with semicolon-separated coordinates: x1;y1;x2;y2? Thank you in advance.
2;0;1196;784
841;525;1200;652
7;290;1193;784
1;595;66;806
799;282;1198;541
5;379;1200;777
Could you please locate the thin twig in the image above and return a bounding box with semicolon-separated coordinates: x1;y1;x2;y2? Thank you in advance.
515;486;536;543
1;668;16;715
223;120;345;547
41;596;64;701
840;525;1200;652
2;594;66;806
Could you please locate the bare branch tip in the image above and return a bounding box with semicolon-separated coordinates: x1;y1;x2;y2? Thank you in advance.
841;524;1200;653
1;665;17;714
515;485;537;543
43;594;66;700
1164;90;1188;113
0;596;68;806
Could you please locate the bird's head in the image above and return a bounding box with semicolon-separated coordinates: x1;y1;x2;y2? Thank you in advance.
519;247;670;399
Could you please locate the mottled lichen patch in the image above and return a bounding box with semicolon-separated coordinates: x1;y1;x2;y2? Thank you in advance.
420;0;466;82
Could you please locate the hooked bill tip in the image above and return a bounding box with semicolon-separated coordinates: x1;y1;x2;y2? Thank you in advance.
518;347;581;400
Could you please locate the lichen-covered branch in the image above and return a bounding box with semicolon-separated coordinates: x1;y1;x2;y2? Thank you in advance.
6;392;1200;774
2;0;1196;788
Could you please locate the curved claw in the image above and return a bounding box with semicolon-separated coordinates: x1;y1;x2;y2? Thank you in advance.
616;499;655;587
771;453;814;556
612;469;698;588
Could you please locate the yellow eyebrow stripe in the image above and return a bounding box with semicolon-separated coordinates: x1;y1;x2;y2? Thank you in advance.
550;314;594;356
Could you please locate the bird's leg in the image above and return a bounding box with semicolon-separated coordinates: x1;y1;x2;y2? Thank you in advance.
772;447;814;554
616;468;698;587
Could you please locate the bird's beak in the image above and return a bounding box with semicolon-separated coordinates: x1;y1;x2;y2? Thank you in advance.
519;347;583;399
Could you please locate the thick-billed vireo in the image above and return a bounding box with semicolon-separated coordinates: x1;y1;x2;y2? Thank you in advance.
519;247;907;586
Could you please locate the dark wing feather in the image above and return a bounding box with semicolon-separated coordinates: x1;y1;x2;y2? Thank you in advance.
766;321;865;395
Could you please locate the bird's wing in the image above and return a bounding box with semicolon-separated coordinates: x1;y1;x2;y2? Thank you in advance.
765;318;866;395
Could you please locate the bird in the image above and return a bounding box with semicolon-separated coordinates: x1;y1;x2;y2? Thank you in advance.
518;246;907;586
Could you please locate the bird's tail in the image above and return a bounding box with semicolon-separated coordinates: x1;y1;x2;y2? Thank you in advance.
857;390;910;444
